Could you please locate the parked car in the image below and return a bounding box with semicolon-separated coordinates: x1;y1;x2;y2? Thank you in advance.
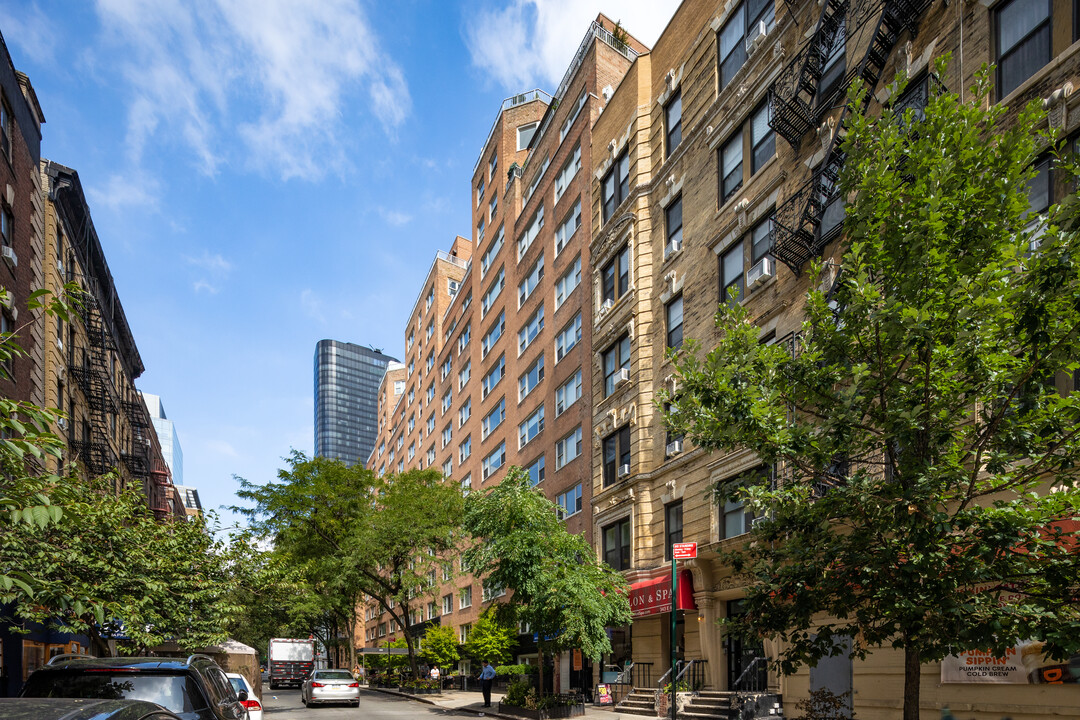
0;697;183;720
21;654;247;720
300;669;360;707
225;673;262;720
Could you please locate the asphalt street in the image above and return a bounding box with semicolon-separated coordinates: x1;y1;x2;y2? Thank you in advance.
261;687;480;719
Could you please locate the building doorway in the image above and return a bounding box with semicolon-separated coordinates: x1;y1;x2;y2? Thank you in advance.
725;600;767;691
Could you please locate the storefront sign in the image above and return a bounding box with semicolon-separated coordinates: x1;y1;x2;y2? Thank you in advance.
941;642;1080;684
629;569;697;619
572;649;582;671
596;684;613;705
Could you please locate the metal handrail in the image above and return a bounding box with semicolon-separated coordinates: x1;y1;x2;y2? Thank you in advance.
674;659;695;684
615;662;634;685
656;666;673;689
732;656;767;692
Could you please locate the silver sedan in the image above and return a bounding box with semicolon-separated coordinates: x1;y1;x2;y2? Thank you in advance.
301;670;360;707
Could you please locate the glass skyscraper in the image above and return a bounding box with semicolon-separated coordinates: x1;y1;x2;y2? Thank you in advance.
314;340;397;467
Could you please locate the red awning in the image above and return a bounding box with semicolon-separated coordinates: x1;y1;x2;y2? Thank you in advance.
629;569;697;619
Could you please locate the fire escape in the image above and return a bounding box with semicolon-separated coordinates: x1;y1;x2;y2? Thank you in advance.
67;286;120;480
768;0;933;274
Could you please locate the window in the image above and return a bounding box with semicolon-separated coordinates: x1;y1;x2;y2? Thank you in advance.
665;197;683;257
602;518;631;570
555;313;582;362
481;226;504;277
665;89;682;156
379;623;387;637
525;455;545;487
427;446;436;465
517;121;538;150
555;369;582;416
560;88;588;142
524;156;550;203
482;355;505;398
556;483;583;520
457;324;471;354
442;594;453;615
461;473;472;495
443;458;453;476
477;218;486;243
720;243;745;306
427;415;436;434
751;214;774;265
408;415;416;433
518;304;544;355
408;388;415;406
554;144;582;201
750;100;774;173
518;206;544;260
482;267;505;317
518;404;545;448
601;246;630;304
555;255;582;309
459;396;472;426
483;579;507;602
665;501;684;561
394;380;405;395
442;389;453;414
426;352;435;373
490;150;498;180
996;0;1051;99
602;425;632;487
519;254;544;306
441;357;452;379
0;98;9;161
602;335;631;397
408;442;415;460
601;151;630;222
449;278;460;297
459;435;472;463
408;359;415;377
426;286;435;309
482;441;506;480
477;178;485;207
555;426;583;470
481;397;505;440
717;0;775;92
818;22;846;108
442;424;453;448
666;295;684;349
519;354;545;400
719;133;743;204
481;311;505;358
459;623;472;643
554;199;582;255
459;360;471;390
489;193;498;222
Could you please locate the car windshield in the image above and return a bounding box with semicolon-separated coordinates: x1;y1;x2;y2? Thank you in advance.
315;671;354;680
22;672;206;712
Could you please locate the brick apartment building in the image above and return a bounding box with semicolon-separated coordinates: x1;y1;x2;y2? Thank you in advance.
583;0;1080;718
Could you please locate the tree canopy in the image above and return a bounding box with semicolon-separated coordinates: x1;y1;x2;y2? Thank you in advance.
463;467;631;663
664;65;1080;720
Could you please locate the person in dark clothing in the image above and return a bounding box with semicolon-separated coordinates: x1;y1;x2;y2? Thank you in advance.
478;660;496;707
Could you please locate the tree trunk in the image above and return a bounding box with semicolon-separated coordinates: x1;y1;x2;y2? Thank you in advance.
538;646;545;697
903;644;921;720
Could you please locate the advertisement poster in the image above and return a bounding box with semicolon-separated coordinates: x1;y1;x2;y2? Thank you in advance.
596;684;613;705
941;641;1080;684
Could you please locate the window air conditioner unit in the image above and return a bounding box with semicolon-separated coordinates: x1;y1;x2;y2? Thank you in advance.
56;260;64;275
667;238;682;256
617;463;631;478
615;367;631;386
749;21;770;51
666;439;683;457
55;338;63;352
57;417;67;430
2;246;17;268
748;257;773;287
600;298;614;313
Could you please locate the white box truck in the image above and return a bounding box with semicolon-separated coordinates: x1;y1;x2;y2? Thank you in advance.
268;637;315;689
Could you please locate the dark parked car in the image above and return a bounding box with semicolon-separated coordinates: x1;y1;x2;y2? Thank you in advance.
0;697;183;720
21;654;247;720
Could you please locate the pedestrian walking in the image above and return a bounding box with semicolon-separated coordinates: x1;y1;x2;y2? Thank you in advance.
430;665;441;681
478;660;496;707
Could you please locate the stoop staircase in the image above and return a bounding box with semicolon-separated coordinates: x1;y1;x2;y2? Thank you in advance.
617;688;657;717
681;690;736;719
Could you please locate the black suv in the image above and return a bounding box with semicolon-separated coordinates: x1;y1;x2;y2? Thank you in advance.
21;655;247;720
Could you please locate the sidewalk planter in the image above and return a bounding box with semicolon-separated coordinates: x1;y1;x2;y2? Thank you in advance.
497;700;585;719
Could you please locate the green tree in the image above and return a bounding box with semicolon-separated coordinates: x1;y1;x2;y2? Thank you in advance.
664;65;1080;720
464;467;631;692
6;476;236;654
463;608;516;665
234;453;464;677
421;623;461;671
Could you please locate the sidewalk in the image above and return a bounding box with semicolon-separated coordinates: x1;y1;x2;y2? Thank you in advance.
362;685;642;719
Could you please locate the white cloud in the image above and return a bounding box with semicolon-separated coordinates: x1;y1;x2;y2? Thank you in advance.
463;0;680;92
0;2;59;67
93;0;411;181
299;288;327;325
85;171;161;212
185;250;232;294
378;207;412;227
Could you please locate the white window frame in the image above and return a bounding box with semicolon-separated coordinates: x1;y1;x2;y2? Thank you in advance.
554;255;582;309
481;397;506;440
481;226;504;278
481;267;505;318
482;441;507;480
554;200;581;256
518;304;544;356
482;355;505;399
518;404;545;449
517;205;544;260
555;369;583;416
518;354;545;401
554;143;582;202
555;313;582;363
555;426;583;470
518;254;544;307
481;311;505;358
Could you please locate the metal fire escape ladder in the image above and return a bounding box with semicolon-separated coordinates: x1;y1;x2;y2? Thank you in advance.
769;0;850;148
771;0;930;274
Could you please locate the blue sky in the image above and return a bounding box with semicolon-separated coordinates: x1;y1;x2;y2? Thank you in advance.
0;0;678;530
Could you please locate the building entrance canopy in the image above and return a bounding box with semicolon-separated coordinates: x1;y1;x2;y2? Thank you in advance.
629;569;697;619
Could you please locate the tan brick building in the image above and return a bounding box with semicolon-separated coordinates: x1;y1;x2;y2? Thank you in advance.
584;0;1080;718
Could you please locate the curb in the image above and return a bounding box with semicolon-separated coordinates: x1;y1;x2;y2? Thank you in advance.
361;686;519;720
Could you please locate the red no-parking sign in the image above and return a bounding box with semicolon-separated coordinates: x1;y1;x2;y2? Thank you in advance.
672;542;697;559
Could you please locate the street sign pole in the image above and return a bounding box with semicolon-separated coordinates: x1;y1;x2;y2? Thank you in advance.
670;555;677;720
